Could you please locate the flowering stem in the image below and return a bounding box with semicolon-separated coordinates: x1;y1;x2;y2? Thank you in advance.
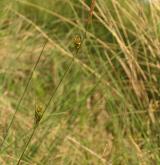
17;127;37;165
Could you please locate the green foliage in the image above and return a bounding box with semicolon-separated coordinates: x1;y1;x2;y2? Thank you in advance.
0;0;160;164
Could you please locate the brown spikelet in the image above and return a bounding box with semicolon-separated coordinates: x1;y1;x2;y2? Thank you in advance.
35;103;44;126
73;34;82;50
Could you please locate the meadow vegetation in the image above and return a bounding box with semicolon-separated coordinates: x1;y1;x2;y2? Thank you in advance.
0;0;160;164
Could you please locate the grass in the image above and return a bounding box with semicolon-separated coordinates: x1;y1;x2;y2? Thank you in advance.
0;0;160;164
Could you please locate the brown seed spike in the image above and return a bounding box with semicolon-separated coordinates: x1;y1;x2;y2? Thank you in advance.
35;103;44;126
73;35;81;50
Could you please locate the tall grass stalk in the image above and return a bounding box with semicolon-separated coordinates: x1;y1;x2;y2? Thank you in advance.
16;44;78;165
16;1;96;163
0;40;48;152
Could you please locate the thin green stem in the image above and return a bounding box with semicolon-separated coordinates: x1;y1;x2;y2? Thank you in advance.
16;50;77;164
0;40;47;152
16;1;96;163
17;127;37;165
37;2;97;163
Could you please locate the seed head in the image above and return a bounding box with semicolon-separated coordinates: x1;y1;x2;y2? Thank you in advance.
35;103;44;126
73;35;81;49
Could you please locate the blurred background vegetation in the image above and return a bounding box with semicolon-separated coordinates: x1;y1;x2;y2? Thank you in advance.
0;0;160;164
